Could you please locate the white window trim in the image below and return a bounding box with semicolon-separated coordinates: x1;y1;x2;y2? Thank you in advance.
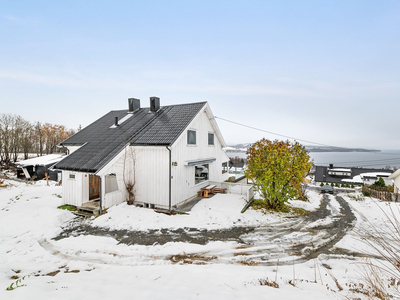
208;132;215;146
187;129;197;146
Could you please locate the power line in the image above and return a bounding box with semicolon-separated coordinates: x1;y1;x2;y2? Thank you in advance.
215;116;400;158
215;116;338;148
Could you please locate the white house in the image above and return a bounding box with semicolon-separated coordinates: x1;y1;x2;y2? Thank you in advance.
54;98;230;213
389;169;400;194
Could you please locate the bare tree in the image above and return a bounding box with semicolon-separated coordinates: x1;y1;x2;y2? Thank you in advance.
33;122;43;156
123;145;137;205
0;114;12;164
21;120;33;160
0;113;75;164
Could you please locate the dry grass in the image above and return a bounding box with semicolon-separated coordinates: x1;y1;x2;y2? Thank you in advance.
169;252;217;265
233;252;251;257
238;260;260;266
258;277;279;288
354;201;400;299
0;180;7;188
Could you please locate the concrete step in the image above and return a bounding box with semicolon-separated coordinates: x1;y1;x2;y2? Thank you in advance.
74;202;100;217
77;206;99;214
73;210;95;218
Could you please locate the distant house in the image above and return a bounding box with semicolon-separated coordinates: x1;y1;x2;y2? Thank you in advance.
54;98;230;212
17;153;65;181
314;164;393;186
389;169;400;194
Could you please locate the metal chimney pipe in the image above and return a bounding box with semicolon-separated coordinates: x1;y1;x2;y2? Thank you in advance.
114;117;119;126
128;98;140;112
150;97;160;112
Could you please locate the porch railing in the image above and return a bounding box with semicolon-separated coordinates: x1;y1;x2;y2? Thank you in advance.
209;181;254;202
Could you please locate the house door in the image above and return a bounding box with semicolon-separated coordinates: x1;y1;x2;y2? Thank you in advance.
89;174;100;200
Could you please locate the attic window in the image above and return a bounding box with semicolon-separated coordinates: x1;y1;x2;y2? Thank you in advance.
187;130;196;145
208;133;214;145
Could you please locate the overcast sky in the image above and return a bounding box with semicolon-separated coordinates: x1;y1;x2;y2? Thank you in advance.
1;1;399;149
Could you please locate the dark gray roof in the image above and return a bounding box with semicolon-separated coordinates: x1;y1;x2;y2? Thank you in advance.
314;165;392;184
54;102;206;173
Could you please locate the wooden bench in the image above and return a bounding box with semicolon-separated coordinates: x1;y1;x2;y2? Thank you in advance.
214;187;227;194
199;185;217;198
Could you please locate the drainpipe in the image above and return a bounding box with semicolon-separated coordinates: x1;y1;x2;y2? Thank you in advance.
98;176;103;214
166;146;172;211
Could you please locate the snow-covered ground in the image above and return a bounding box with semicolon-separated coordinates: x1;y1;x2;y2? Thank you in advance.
0;179;398;299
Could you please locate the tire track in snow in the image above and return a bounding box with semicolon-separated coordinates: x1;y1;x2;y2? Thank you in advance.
45;194;358;266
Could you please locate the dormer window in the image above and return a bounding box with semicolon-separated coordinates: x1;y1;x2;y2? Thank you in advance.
187;130;196;145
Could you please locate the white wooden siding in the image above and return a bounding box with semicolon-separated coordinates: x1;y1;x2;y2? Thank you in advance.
61;171;88;206
98;146;169;208
170;105;230;206
394;176;400;194
132;146;169;207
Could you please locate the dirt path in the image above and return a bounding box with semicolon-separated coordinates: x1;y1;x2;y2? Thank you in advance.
53;194;359;265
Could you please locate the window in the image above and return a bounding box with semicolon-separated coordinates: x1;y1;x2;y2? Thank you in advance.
222;162;228;174
187;130;196;145
69;174;75;179
195;164;209;184
208;133;214;145
105;174;118;194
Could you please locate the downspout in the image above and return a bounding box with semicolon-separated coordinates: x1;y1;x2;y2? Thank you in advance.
166;146;172;211
98;176;103;214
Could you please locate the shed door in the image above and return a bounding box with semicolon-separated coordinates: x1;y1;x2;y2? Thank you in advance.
89;174;100;200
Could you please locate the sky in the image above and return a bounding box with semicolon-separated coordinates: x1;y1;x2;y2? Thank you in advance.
1;0;400;149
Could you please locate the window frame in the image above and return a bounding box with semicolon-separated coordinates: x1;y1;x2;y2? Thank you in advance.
187;129;197;145
208;132;214;146
195;164;209;185
222;162;228;174
105;173;119;194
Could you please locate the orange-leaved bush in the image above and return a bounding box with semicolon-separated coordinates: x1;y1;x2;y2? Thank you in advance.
245;139;313;210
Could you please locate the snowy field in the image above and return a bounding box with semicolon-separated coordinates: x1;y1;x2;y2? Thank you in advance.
1;179;398;299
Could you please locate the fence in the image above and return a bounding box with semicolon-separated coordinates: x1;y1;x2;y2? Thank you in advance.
210;181;254;202
362;185;399;202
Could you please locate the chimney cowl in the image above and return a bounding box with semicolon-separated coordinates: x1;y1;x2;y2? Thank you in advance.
150;97;160;112
128;98;140;113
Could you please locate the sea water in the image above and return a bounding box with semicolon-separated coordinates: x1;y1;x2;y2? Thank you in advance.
227;150;400;169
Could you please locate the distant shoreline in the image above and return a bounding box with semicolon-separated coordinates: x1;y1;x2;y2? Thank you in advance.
226;145;381;153
226;149;381;153
307;149;380;153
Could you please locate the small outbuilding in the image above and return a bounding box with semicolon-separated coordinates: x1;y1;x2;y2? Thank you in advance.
389;169;400;194
17;153;65;181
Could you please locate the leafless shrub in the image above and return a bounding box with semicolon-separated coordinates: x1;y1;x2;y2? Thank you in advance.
123;145;136;205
